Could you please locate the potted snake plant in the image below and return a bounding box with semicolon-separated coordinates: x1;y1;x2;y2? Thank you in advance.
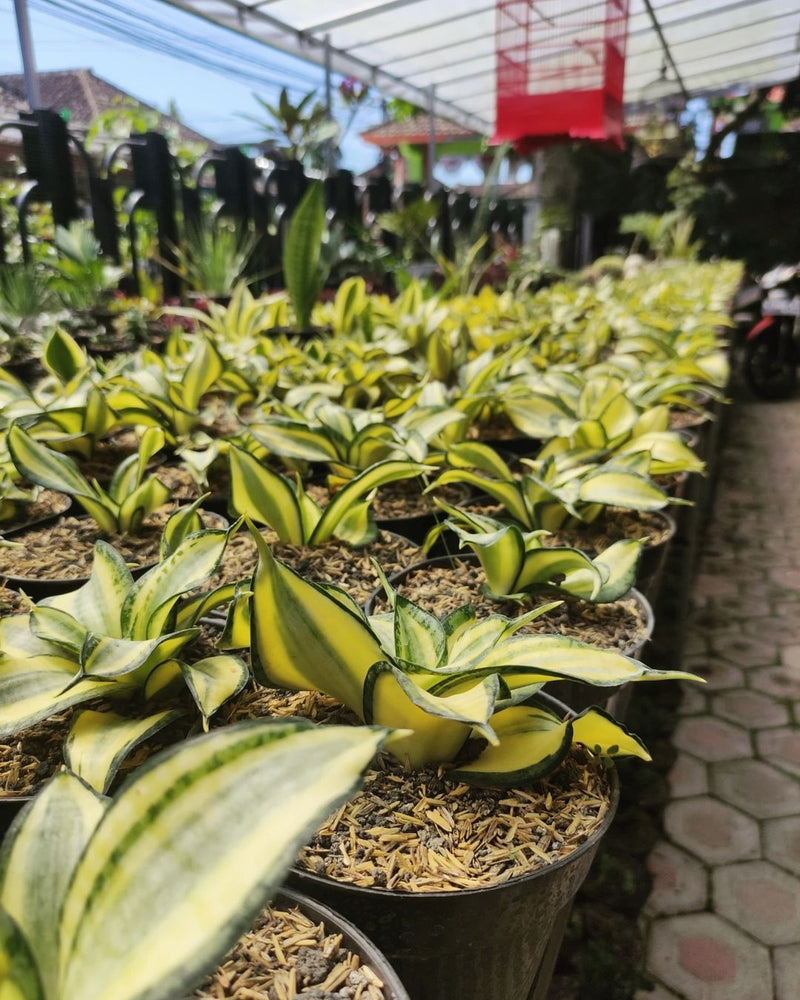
0;512;246;822
237;530;699;1000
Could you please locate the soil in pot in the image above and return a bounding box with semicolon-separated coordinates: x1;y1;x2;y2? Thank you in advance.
366;556;651;656
0;505;228;600
193;888;407;1000
210;529;422;610
0;488;72;534
221;687;618;1000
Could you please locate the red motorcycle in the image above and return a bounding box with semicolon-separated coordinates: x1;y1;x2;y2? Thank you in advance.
740;264;800;399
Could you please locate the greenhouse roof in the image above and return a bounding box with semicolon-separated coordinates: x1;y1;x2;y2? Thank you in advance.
159;0;800;136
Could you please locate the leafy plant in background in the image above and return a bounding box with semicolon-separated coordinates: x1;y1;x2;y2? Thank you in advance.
250;537;699;785
168;220;258;297
48;221;124;312
244;87;339;168
432;501;644;604
228;445;429;546
0;719;388;1000
283;181;327;331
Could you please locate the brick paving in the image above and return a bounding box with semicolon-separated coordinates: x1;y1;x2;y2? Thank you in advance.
637;393;800;1000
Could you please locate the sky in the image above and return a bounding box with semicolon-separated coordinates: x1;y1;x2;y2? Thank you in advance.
0;0;385;172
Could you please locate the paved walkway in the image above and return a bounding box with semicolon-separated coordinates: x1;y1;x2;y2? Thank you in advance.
637;390;800;1000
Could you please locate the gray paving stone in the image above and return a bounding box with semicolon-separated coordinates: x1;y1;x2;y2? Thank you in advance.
708;634;779;669
713;861;800;946
646;912;772;1000
712;758;800;818
682;656;745;691
764;816;800;877
748;665;800;701
756;726;800;777
663;797;760;865
672;716;752;762
712;689;790;730
774;944;800;1000
644;841;708;917
667;753;709;798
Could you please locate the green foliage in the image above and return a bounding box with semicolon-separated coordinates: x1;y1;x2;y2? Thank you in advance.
0;719;387;1000
283;182;326;330
49;221;124;311
170;221;258;297
244;87;339;167
249;538;702;784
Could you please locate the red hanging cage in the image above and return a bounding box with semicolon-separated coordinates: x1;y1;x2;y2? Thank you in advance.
492;0;630;151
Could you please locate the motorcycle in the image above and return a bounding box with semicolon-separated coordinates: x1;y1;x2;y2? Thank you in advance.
737;263;800;400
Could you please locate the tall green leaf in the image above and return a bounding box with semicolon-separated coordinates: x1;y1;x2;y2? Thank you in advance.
283;182;325;330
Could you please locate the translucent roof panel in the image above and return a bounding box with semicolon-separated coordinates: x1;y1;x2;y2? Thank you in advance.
160;0;800;134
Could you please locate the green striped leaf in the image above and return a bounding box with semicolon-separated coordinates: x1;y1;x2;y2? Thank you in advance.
182;337;225;411
40;541;132;639
0;905;44;1000
445;441;515;480
228;446;305;543
450;703;573;786
516;546;603;600
450;522;526;596
310;459;429;544
250;528;382;713
0;772;105;1000
0;619;115;738
431;469;531;526
6;425;118;533
81;630;198;680
42;328;88;384
29;607;86;655
121;530;229;640
58;720;387;1000
577;469;670;511
393;595;447;669
592;539;643;603
363;661;491;767
284;182;325;330
63;707;185;793
180;655;249;730
248;420;339;462
159;499;209;559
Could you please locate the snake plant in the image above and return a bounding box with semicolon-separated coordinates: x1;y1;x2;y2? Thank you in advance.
246;395;463;484
249;531;699;786
7;423;171;536
0;718;388;1000
0;514;245;792
433;441;676;532
228;444;429;546
433;502;643;603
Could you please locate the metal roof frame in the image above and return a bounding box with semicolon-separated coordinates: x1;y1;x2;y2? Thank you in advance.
158;0;800;136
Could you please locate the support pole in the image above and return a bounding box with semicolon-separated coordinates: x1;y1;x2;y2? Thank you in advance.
13;0;42;108
324;33;334;173
427;83;436;191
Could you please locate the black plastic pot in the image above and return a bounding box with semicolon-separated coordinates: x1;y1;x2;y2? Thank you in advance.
0;493;73;537
633;508;677;604
289;755;619;1000
373;482;472;547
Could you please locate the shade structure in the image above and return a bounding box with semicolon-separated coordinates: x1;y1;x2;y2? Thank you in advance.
157;0;800;140
493;0;630;150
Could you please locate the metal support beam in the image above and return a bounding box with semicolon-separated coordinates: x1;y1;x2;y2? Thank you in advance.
324;33;334;173
13;0;42;109
427;83;435;191
642;0;690;101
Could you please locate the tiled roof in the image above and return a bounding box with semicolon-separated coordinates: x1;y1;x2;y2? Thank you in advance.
0;69;212;145
361;113;479;147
